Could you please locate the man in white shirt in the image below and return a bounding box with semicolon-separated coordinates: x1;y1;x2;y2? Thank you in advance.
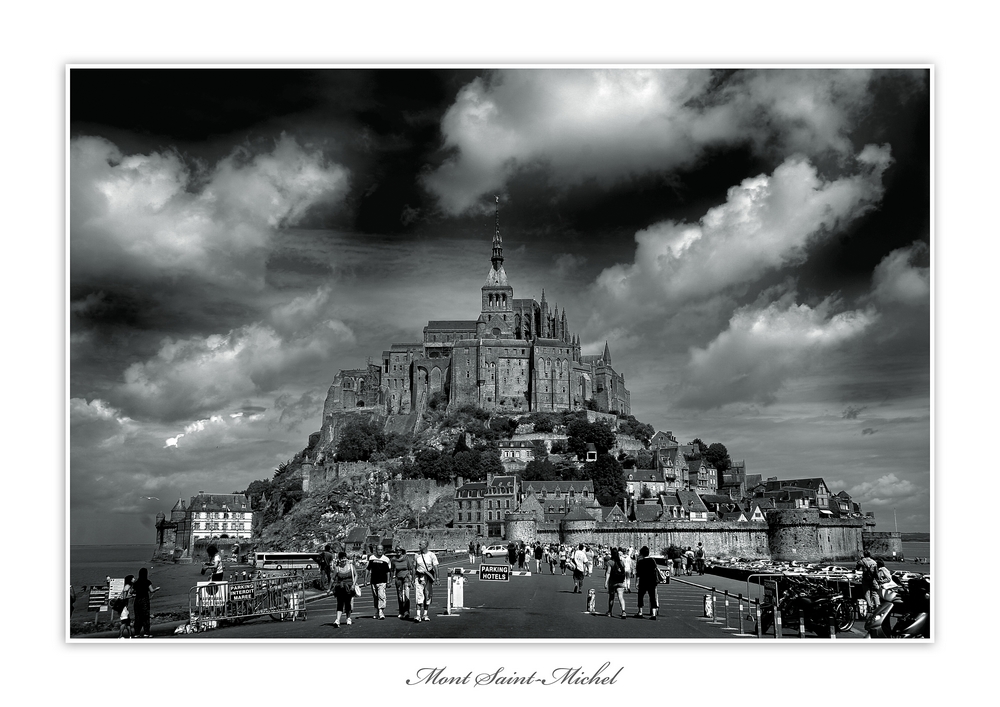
571;543;589;593
413;540;439;623
365;545;392;620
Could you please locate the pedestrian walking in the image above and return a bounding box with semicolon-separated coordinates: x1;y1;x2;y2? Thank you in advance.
517;542;527;570
391;547;414;620
604;547;628;619
366;545;391;620
559;545;568;575
695;542;706;575
319;544;335;592
684;547;695;576
855;551;879;615
633;546;660;620
331;551;358;627
475;541;481;558
571;543;589;593
468;540;476;565
547;545;557;574
413;540;439;622
671;547;683;577
534;542;544;573
622;548;633;593
507;541;518;566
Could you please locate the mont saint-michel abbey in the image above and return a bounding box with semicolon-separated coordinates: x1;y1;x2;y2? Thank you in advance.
324;202;631;422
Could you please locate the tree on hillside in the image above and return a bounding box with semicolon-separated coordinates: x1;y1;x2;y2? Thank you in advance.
705;442;731;473
566;417;616;458
690;438;708;457
335;417;386;462
588;454;627;507
617;415;654;445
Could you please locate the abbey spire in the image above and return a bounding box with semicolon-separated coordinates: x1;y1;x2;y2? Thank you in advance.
486;195;508;286
479;195;514;338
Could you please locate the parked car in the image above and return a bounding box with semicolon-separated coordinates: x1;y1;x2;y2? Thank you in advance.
481;545;509;559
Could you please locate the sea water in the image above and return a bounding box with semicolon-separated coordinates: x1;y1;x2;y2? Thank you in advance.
70;544;157;589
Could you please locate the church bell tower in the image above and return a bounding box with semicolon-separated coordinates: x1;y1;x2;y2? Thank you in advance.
478;196;515;339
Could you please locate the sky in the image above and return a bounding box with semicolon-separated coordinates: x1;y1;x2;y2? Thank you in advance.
69;67;931;544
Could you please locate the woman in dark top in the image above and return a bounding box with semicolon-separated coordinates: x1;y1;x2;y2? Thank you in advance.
604;547;628;619
132;567;160;638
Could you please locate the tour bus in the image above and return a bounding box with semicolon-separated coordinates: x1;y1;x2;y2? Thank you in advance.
252;551;320;572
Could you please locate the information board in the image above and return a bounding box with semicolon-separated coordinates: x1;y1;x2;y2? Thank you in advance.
88;588;109;612
479;564;510;582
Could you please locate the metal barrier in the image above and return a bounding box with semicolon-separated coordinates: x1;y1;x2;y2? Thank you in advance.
671;574;838;639
188;572;307;626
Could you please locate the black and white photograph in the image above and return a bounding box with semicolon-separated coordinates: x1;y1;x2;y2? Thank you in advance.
68;66;931;643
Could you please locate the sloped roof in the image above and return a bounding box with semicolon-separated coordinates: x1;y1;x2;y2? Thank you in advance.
676;490;709;513
601;504;627;520
522;480;594;494
425;321;478;330
634;504;663;522
660;492;682;507
627;470;660;482
563;506;596;522
499;440;537;449
764;477;828;492
189;493;249;511
720;512;747;521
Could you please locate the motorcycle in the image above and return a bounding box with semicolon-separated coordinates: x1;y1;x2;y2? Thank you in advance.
760;577;854;636
865;575;930;638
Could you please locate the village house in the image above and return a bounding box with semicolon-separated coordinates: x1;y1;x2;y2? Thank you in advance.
453;473;521;537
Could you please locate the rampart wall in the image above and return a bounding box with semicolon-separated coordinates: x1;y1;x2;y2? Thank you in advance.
394;529;476;553
504;511;868;562
863;531;903;559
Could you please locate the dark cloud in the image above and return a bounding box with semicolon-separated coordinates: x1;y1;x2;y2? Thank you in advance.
862;428;878;435
843;405;868;419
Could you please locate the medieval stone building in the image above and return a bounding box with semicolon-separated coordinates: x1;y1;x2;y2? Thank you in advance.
323;200;631;423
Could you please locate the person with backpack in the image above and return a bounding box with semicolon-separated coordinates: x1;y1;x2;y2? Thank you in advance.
694;543;706;575
855;551;879;614
633;546;661;619
604;548;628;619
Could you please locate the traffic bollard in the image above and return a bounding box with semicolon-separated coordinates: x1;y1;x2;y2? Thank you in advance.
775;607;782;639
798;615;806;639
704;594;713;618
829;616;836;639
755;600;762;638
737;594;744;634
724;591;731;630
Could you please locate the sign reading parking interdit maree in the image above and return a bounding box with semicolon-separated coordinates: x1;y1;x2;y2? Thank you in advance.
479;564;511;581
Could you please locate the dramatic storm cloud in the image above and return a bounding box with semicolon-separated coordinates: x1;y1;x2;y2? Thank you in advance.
71;133;350;287
423;69;887;215
592;146;891;316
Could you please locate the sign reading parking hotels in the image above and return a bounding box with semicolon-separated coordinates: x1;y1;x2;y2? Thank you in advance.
479;564;511;582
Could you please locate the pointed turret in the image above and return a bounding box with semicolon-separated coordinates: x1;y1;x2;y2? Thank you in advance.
603;341;612;366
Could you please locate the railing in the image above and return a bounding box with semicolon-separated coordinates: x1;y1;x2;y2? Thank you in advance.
187;572;307;627
671;574;851;639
